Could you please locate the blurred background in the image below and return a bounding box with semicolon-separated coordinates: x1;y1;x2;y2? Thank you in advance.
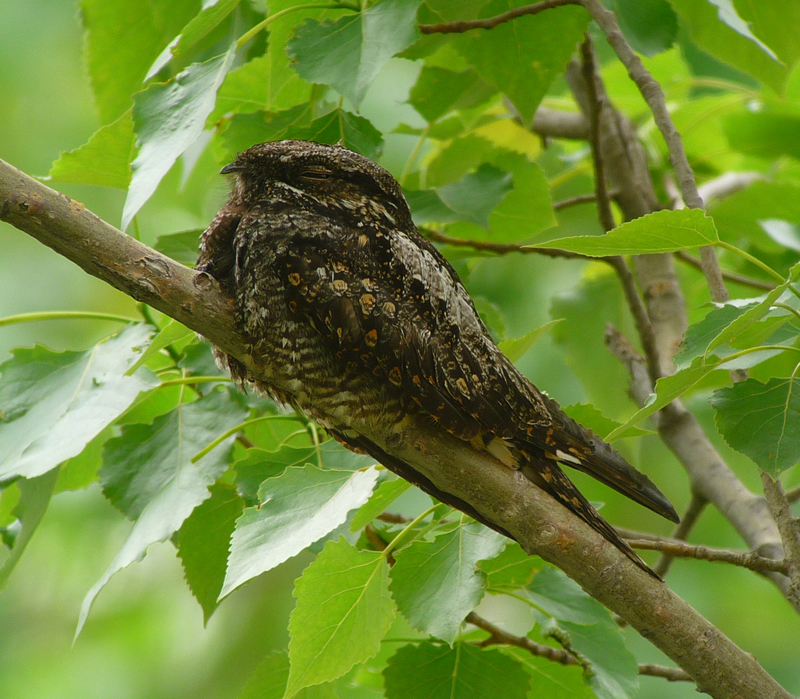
1;1;798;698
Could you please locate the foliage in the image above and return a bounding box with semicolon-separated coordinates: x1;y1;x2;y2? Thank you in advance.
2;0;800;698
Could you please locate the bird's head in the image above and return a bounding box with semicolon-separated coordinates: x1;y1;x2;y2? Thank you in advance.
221;140;413;229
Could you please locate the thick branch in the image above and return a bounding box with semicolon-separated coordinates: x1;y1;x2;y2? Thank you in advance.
0;159;793;699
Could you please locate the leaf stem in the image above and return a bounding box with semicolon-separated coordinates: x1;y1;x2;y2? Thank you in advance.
381;503;445;558
158;375;232;387
191;414;307;462
0;311;137;327
235;3;358;49
715;241;787;283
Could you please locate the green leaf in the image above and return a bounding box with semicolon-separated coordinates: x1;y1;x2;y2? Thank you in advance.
349;477;411;533
675;302;754;368
480;542;541;590
499;319;563;363
240;651;340;699
605;357;723;441
602;0;677;56
456;1;588;123
527;566;614;627
0;324;157;480
723;107;800;162
173;0;240;57
286;538;395;698
48;110;135;188
0;469;59;591
562;404;654;440
561;621;639;699
389;519;505;643
408;66;494;122
54;426;114;494
77;389;247;636
711;377;800;476
217;104;312;163
177;483;244;623
531;209;719;256
287;0;424;108
81;0;201;123
289;109;384;162
123;45;237;230
154;229;202;265
437;165;513;230
505;647;593;699
760;219;800;253
222;465;380;597
384;642;530;699
127;319;193;374
671;0;788;94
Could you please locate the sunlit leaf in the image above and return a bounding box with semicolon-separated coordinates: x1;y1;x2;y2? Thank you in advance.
287;0;424;108
173;0;240;57
390;519;505;643
0;324;156;481
123;46;237;229
222;465;380;597
384;642;530;699
531;209;718;256
349;477;411;533
499;319;563;363
480;542;541;590
286;538;395;698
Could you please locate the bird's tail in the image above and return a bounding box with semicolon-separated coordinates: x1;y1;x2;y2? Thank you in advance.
521;459;661;579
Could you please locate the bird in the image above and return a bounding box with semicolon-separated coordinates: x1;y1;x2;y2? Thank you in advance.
196;139;679;577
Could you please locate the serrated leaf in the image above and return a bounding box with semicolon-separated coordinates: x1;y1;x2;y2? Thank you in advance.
389;519;505;643
177;483;244;623
711;377;800;476
286;538;395;698
154;229;202;265
480;542;541;590
671;0;789;95
127;319;193;375
562;404;654;440
436;165;513;229
81;0;201;123
48;110;135;188
349;477;411;532
408;66;495;122
602;0;678;57
505;647;593;699
287;0;424;108
0;469;59;591
289;109;384;162
561;621;639;699
173;0;240;57
384;642;530;699
123;46;236;229
531;209;718;256
706;0;778;60
675;303;754;368
55;426;114;494
499;319;563;363
240;651;340;699
223;465;380;597
456;1;588;123
0;324;157;480
527;566;614;627
77;389;247;636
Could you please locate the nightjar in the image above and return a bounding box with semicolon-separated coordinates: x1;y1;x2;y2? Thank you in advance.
197;139;679;576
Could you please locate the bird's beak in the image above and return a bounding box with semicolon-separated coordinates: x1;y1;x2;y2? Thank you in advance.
220;162;245;175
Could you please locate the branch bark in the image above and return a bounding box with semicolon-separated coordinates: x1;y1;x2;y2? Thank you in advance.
0;159;794;699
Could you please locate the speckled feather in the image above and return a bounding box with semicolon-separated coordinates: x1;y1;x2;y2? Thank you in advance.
197;140;679;576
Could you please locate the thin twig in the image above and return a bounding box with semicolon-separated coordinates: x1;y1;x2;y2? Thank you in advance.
579;36;662;383
467;611;693;682
675;251;775;291
424;229;590;259
419;0;580;34
624;538;788;576
580;0;730;304
786;485;800;505
761;472;800;605
553;191;615;210
376;512;410;524
653;492;707;577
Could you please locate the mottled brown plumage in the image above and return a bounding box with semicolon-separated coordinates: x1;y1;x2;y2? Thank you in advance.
197;139;679;576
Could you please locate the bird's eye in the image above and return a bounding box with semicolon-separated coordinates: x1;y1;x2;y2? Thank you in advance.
299;169;332;181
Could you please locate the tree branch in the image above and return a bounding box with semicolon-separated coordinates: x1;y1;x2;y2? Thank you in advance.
419;0;580;34
580;0;730;305
761;472;800;603
0;158;793;698
653;492;707;577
